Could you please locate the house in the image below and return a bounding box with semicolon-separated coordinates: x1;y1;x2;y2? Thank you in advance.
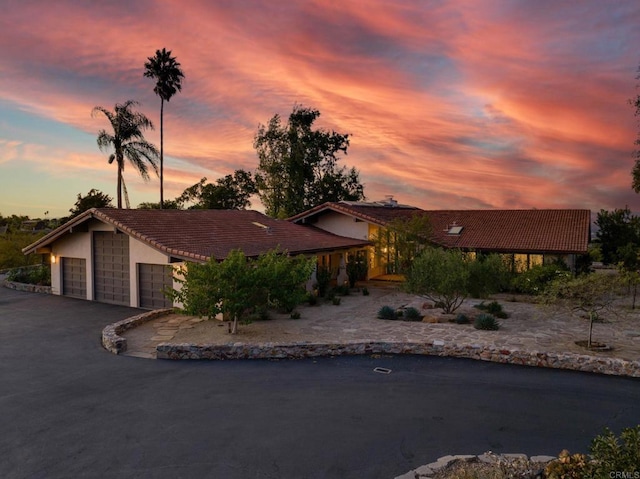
22;208;370;309
288;199;591;277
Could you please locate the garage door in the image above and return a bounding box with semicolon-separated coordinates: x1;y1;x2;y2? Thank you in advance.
138;263;173;309
62;257;86;299
93;231;130;305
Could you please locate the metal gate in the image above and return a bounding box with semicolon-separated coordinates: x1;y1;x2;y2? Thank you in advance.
93;231;130;305
138;263;173;309
62;257;86;299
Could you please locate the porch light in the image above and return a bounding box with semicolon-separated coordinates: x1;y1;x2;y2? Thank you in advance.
50;254;56;264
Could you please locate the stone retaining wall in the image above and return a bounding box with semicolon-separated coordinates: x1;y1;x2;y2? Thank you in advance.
101;309;172;354
156;339;640;377
3;280;52;294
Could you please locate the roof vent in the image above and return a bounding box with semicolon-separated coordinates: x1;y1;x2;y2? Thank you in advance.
252;221;272;234
382;195;398;207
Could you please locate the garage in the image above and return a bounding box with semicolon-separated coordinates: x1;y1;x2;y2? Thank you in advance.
93;231;130;305
62;257;86;299
138;263;173;309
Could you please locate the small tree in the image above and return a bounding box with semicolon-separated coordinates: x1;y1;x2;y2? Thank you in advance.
405;247;470;314
170;249;315;334
542;273;623;349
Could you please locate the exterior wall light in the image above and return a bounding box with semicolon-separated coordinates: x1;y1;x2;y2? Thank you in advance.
50;254;56;264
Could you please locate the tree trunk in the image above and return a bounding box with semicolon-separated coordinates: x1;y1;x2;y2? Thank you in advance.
160;98;164;208
231;314;238;334
117;158;123;209
588;311;594;349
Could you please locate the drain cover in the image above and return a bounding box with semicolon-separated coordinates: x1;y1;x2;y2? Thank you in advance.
373;367;392;374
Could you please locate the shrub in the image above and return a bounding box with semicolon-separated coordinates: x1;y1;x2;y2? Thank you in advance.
455;313;470;324
467;254;512;298
403;307;422;321
377;305;397;320
362;287;369;296
335;284;350;296
512;261;571;295
290;311;301;319
589;425;640;476
545;450;591;479
474;313;500;330
346;258;367;288
474;301;509;319
316;265;332;297
306;293;317;306
7;264;51;286
332;296;341;306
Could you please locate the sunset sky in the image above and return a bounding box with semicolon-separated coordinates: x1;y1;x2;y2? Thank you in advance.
1;0;640;218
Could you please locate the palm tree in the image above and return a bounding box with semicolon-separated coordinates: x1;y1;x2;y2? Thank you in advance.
144;48;184;208
92;100;159;208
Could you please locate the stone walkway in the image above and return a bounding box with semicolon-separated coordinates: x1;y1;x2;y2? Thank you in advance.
121;284;640;368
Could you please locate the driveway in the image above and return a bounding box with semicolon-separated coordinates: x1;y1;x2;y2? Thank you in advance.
1;287;639;479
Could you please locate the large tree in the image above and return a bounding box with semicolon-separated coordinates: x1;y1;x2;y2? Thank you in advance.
177;170;257;210
144;48;185;208
92;100;159;208
69;189;113;218
254;105;364;218
631;66;640;192
595;207;640;265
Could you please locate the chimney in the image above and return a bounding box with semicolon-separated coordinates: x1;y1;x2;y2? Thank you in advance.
383;195;398;207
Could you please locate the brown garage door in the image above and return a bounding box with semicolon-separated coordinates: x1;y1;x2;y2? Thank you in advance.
138;263;173;309
93;231;130;305
62;257;86;299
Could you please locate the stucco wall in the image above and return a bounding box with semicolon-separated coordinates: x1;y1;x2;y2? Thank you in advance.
314;212;369;240
49;219;180;308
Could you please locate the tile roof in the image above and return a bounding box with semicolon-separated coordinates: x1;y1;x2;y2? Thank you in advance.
23;208;371;261
289;202;591;254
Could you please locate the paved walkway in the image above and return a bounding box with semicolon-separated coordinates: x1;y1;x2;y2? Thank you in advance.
121;285;640;365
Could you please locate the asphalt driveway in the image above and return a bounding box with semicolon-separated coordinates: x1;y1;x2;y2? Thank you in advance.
1;286;639;479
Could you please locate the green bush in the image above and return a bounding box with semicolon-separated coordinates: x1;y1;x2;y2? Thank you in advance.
474;301;509;319
316;266;332;297
290;311;301;319
590;425;640;476
474;313;500;330
455;313;470;324
467;254;512;298
335;284;350;296
403;307;422;321
306;293;317;306
332;296;341;305
377;305;397;320
512;261;571;295
7;264;51;286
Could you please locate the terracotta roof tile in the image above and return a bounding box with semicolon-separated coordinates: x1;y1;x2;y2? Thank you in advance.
290;202;590;254
23;209;370;260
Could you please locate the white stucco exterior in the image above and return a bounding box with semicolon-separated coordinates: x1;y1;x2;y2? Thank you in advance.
49;218;179;308
312;211;369;240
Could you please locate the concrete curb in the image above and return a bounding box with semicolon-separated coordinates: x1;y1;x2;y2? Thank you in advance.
101;309;172;354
